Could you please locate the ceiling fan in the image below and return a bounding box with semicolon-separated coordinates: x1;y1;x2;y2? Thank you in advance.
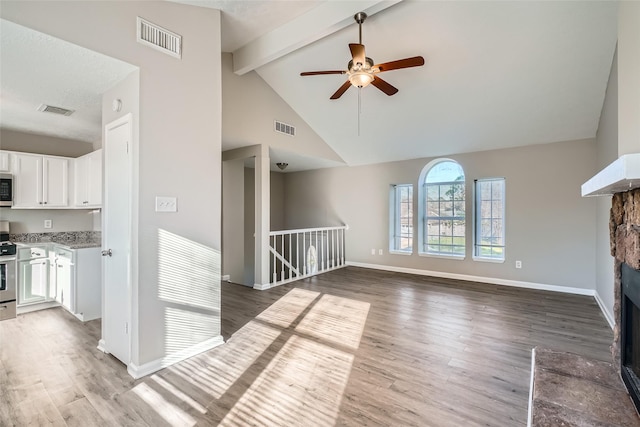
300;12;425;100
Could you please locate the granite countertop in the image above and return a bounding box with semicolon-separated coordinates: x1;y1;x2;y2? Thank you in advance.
11;231;102;250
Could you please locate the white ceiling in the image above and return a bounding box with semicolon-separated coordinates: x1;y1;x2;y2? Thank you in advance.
0;19;137;144
255;1;618;166
170;0;324;52
0;1;618;170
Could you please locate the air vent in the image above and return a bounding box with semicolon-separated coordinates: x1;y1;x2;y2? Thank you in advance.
37;104;74;116
274;120;296;137
136;17;182;59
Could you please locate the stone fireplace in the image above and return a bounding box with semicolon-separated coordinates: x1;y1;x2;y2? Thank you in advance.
611;189;640;412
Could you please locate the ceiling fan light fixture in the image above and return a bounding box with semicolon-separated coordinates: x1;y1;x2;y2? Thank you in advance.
348;71;374;88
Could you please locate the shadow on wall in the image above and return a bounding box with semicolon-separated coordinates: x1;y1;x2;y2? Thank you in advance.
157;229;221;365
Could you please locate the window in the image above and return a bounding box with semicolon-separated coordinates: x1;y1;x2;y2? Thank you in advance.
419;160;465;257
389;184;413;253
474;178;505;261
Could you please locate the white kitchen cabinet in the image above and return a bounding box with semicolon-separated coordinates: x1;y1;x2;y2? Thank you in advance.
74;149;102;208
0;151;10;172
74;247;101;321
12;153;69;208
54;248;74;311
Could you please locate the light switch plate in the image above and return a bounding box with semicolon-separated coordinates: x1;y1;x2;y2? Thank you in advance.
155;196;177;212
44;219;52;229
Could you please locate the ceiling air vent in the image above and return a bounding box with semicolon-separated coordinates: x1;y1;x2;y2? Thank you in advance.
136;17;182;59
37;104;74;116
274;120;296;137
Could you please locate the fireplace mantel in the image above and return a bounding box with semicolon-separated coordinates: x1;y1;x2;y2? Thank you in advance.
582;153;640;197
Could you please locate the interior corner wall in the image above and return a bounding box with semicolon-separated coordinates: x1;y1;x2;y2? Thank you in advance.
243;167;286;286
222;159;245;285
2;1;223;367
595;49;618;325
283;138;598;291
221;53;343;164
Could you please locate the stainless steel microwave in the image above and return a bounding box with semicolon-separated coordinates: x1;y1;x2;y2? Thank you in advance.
0;174;13;207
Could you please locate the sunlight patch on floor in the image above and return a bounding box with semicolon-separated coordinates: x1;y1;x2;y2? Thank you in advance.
150;374;207;414
256;288;320;328
132;382;196;426
295;294;370;350
219;335;355;427
168;320;281;399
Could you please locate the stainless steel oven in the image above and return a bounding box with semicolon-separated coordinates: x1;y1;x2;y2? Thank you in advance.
0;244;17;320
0;173;13;207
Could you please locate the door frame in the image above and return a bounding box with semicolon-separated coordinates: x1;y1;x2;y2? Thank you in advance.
98;113;133;366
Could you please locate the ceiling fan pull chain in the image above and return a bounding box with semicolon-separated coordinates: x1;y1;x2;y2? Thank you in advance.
358;88;362;136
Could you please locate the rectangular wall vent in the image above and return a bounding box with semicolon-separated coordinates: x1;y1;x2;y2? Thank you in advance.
37;104;74;116
136;17;182;59
274;120;296;137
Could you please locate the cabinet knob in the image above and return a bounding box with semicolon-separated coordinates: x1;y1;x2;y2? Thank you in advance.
101;249;113;257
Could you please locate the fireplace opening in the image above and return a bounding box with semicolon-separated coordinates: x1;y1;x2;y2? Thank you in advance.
621;262;640;413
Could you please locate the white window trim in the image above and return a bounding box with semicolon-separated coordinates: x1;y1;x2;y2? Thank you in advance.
419;252;465;261
389;184;414;254
473;177;506;262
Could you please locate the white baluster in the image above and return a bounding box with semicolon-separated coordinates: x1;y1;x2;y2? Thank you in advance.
272;236;277;284
281;234;285;280
288;233;292;280
303;233;306;275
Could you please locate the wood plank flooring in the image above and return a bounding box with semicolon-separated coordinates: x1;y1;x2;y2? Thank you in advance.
0;266;612;426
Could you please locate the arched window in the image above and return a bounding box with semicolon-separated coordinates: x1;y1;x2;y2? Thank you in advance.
419;159;465;257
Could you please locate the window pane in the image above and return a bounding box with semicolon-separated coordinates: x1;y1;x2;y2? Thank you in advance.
474;178;506;260
391;184;413;252
422;160;465;257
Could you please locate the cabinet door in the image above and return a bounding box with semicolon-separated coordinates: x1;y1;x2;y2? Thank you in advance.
12;153;42;208
0;151;10;172
43;156;69;207
18;259;49;305
73;156;88;207
87;149;102;206
56;261;74;311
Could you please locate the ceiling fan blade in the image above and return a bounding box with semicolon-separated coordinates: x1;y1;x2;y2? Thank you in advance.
300;70;346;76
330;80;352;100
349;43;366;66
371;76;398;96
374;56;425;73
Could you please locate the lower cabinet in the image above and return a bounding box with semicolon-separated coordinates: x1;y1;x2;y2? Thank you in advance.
18;244;101;321
52;246;101;321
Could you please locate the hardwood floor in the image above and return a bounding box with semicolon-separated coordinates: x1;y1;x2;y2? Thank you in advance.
0;267;612;426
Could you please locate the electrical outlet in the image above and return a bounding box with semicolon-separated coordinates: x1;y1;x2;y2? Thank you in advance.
515;260;522;269
371;248;375;255
44;220;52;229
155;196;177;212
378;249;383;255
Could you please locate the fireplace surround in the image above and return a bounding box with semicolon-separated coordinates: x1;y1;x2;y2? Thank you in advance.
611;189;640;413
621;262;640;412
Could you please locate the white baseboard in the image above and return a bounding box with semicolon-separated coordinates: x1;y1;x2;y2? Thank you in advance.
346;261;596;296
221;275;230;282
527;348;536;427
127;335;225;379
97;339;107;353
253;283;271;291
594;291;615;330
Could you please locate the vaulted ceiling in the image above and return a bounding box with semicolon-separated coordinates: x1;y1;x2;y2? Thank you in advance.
0;1;618;168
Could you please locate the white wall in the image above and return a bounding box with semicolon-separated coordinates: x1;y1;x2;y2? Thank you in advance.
0;129;94;157
617;2;640;157
221;53;343;163
284;138;598;291
595;49;618;326
2;1;223;368
1;209;95;234
222;159;245;285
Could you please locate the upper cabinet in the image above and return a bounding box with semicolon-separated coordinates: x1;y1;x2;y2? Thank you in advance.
74;149;102;208
12;153;69;208
0;151;10;172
